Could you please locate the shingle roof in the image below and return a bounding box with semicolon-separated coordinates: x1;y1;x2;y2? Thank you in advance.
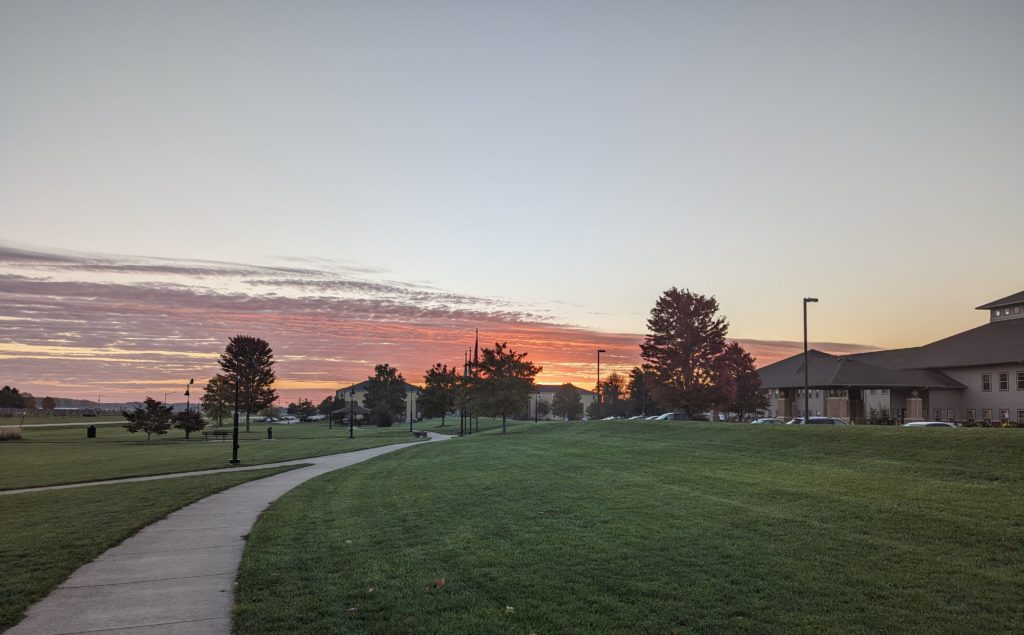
758;350;964;390
535;384;595;395
337;380;421;393
849;318;1024;370
976;290;1024;310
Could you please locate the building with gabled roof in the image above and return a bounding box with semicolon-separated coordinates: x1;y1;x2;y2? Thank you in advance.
758;291;1024;424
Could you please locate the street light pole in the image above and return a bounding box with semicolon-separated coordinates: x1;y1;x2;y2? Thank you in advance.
596;349;606;419
349;387;355;439
804;297;818;423
185;378;193;423
230;375;240;464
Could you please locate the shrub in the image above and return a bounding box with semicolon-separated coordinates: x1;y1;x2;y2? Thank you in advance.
0;427;23;441
370;405;394;427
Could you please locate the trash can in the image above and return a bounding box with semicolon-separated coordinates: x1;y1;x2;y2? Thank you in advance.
267;427;273;440
86;425;96;439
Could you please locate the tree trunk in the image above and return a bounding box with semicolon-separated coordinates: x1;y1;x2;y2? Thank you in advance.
502;414;506;434
245;410;250;433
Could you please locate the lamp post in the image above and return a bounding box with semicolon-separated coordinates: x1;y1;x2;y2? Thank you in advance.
596;349;607;419
230;375;240;464
803;297;818;423
184;378;194;423
349;387;355;439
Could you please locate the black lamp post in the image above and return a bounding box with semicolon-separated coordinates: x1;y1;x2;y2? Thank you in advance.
596;349;606;419
349;387;355;439
803;297;818;423
230;375;240;464
184;378;193;423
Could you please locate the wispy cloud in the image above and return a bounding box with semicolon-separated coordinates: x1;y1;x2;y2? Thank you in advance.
0;244;874;402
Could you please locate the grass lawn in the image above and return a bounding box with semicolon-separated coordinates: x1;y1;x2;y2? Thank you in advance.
0;464;302;632
235;421;1024;634
0;423;425;490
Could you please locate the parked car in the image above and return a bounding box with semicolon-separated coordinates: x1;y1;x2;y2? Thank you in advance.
627;415;645;420
655;412;690;421
902;421;956;428
786;417;848;425
644;415;660;420
751;418;784;425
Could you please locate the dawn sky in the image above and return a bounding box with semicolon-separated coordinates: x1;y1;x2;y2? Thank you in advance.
1;1;1022;401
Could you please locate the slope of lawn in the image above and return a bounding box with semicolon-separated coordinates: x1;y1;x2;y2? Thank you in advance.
0;465;302;632
235;421;1024;634
0;423;423;489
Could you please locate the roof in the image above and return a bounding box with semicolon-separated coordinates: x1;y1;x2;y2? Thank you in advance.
849;318;1024;370
976;290;1024;310
758;350;964;390
331;403;370;415
535;383;595;395
337;380;420;393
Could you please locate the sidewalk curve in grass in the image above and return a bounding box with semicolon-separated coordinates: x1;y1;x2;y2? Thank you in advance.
6;432;451;635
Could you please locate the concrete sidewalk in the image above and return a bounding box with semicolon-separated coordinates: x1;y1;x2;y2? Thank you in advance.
6;432;450;635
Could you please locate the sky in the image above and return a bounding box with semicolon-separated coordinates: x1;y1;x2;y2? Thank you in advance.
1;1;1022;403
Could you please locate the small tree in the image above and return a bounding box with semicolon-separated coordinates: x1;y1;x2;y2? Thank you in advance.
294;398;317;418
21;393;37;410
363;364;407;419
718;342;768;419
218;335;278;432
174;409;207;440
370;403;394;427
551;384;584;421
536;399;550;418
122;398;174;442
420;363;458;426
475;342;542;433
317;395;336;415
201;374;233;426
41;396;56;410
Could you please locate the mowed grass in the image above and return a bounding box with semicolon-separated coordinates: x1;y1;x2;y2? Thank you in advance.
0;465;302;632
235;421;1024;634
0;423;424;490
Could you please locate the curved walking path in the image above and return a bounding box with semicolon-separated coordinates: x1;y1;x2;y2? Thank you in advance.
6;432;450;635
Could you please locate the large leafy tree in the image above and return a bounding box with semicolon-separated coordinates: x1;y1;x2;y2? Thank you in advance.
551;384;584;421
717;342;768;419
218;335;277;432
173;409;207;439
0;385;23;408
419;363;458;426
201;374;233;426
475;342;541;433
122;398;174;442
640;288;729;416
363;364;408;422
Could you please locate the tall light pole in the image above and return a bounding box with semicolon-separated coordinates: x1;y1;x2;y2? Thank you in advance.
349;387;355;439
185;378;194;423
804;297;818;423
230;375;240;464
596;349;607;419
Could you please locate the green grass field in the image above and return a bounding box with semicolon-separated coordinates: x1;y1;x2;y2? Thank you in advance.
0;465;302;632
0;423;425;490
234;420;1024;634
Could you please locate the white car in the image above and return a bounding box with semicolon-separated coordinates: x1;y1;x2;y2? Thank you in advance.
627;415;645;420
655;412;689;421
902;421;956;428
644;415;659;420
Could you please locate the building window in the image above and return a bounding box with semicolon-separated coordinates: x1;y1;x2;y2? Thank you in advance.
934;408;942;420
1018;371;1024;391
881;388;888;395
1018;410;1024;425
999;409;1010;422
982;374;991;391
870;389;876;395
1016;306;1022;314
999;372;1009;391
983;408;992;422
967;409;976;421
947;408;954;422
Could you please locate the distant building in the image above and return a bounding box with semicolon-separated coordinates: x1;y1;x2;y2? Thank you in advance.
758;291;1024;424
527;384;597;420
336;380;421;421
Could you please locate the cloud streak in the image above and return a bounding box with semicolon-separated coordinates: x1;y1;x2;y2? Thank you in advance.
0;244;874;402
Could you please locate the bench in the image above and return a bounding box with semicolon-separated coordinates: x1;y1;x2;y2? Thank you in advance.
203;429;231;442
412;430;428;438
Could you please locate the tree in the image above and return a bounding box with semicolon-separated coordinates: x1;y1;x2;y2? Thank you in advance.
363;364;408;420
122;398;174;442
174;409;207;439
317;395;336;415
626;367;659;416
21;393;36;410
201;374;233;426
218;335;278;432
41;396;56;410
536;399;550;418
640;288;729;416
294;398;317;418
716;342;768;419
475;342;542;433
597;372;628;417
0;385;23;408
420;363;458;426
551;384;584;421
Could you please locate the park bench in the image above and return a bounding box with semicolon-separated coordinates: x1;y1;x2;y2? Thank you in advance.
412;430;428;438
202;429;231;442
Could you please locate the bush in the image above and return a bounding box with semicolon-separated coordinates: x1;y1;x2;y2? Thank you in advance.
0;427;23;441
370;405;393;427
